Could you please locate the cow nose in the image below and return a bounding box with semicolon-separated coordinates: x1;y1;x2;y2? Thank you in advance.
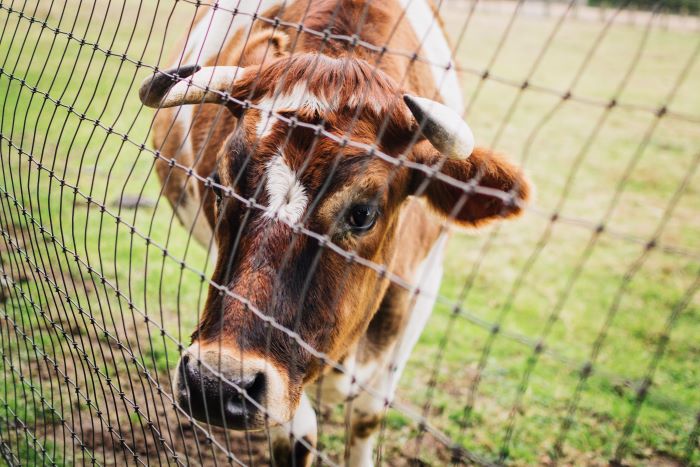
176;354;267;429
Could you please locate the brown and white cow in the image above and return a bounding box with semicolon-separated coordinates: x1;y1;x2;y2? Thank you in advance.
139;0;530;464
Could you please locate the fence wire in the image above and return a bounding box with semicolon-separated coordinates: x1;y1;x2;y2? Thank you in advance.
1;0;699;465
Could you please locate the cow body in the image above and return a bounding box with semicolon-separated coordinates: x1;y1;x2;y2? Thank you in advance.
143;1;528;465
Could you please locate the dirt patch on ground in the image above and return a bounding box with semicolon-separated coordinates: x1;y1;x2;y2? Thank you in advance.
0;293;273;465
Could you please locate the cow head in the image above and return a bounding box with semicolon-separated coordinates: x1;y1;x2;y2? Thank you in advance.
139;54;530;430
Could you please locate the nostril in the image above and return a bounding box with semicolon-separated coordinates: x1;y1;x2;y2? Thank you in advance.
228;371;265;402
243;372;265;402
177;356;199;405
180;355;200;388
224;372;266;420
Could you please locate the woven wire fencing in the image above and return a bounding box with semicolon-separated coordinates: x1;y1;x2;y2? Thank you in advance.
1;0;699;465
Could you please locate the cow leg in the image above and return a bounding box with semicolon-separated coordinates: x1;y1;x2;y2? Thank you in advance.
347;288;440;467
348;233;447;466
270;393;317;467
347;382;387;466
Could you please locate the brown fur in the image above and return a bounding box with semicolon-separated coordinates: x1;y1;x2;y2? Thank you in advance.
271;435;315;467
351;413;383;440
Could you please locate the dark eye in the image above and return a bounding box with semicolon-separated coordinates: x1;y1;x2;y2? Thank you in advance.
347;204;378;233
210;171;222;209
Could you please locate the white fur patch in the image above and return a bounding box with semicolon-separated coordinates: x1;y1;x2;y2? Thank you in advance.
263;155;309;224
392;232;447;373
349;430;376;466
256;83;334;139
179;0;281;66
399;0;464;112
173;0;281;133
284;82;335;114
274;393;317;442
347;91;382;115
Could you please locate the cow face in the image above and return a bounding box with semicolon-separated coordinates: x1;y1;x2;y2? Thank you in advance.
139;54;530;430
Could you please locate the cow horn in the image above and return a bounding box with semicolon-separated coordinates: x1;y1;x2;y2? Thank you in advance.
403;94;475;160
139;65;244;108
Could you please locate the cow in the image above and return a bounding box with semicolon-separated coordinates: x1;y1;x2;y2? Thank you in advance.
138;0;530;465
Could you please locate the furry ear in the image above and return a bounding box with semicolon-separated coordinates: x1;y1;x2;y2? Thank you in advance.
410;141;531;227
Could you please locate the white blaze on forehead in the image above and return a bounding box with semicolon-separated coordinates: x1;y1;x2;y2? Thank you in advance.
263;155;309;225
347;91;382;115
256;83;335;139
285;82;335;114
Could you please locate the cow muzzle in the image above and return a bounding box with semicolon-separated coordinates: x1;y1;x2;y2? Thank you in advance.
174;343;292;430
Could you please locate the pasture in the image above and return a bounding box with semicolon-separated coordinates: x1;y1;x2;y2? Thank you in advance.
0;0;699;465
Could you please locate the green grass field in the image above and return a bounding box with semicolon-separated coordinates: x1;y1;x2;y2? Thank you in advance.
1;1;698;465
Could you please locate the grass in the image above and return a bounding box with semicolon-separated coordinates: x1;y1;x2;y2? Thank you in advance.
1;0;699;465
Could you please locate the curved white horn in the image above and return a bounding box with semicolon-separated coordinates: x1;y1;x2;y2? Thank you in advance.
139;65;244;108
403;94;475;160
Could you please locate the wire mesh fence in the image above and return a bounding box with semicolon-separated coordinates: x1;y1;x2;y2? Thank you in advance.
1;0;699;465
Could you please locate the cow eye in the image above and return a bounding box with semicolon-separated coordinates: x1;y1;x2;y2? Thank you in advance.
210;171;223;209
347;204;378;233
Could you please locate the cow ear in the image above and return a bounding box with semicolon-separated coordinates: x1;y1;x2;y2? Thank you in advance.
410;141;531;227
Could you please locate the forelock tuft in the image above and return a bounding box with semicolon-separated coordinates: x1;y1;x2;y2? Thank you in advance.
249;54;404;117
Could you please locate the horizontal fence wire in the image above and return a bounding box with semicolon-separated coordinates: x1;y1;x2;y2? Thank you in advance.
1;0;699;465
